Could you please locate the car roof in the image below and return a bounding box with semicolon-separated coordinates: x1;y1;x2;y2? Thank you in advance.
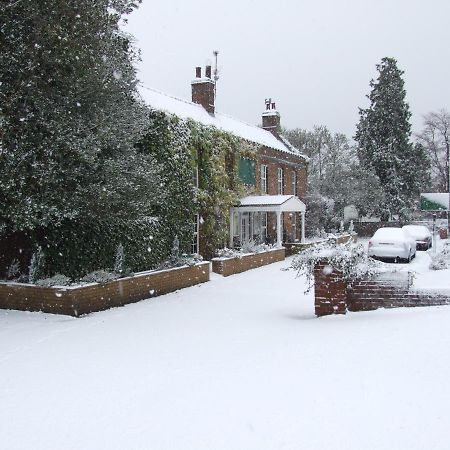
372;227;407;238
402;225;429;231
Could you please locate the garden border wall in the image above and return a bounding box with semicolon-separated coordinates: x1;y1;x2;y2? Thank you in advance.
285;233;357;256
314;260;450;317
212;248;285;277
0;262;210;317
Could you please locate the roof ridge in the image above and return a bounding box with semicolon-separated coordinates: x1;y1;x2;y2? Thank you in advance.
138;84;306;158
139;84;205;111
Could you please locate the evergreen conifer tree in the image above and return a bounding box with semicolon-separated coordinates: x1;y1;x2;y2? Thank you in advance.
355;57;429;220
114;243;125;275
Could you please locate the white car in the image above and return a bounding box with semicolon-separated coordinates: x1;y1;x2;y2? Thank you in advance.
368;227;417;262
402;224;432;250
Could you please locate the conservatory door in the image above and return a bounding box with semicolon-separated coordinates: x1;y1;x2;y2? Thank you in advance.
240;213;251;244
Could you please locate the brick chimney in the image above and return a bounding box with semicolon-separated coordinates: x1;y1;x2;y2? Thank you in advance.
262;98;281;134
191;65;215;115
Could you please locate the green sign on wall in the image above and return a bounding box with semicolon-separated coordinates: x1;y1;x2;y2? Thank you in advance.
239;157;256;186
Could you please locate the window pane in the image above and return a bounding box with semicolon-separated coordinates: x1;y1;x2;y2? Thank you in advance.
239;158;256;186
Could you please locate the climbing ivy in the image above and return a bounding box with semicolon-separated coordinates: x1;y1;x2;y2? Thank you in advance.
189;121;258;258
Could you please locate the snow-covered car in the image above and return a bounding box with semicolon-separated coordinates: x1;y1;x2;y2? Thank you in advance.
402;224;432;250
368;227;417;262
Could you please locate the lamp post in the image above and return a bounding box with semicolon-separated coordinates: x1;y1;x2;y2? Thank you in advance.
433;213;437;253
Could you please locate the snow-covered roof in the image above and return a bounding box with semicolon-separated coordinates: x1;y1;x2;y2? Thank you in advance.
235;195;306;212
421;193;449;210
139;85;307;158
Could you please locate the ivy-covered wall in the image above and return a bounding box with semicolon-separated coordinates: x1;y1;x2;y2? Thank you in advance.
189;121;258;259
0;107;259;280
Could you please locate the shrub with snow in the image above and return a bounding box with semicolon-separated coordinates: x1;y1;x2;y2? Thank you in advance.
6;259;21;280
240;240;277;254
36;274;71;287
215;248;243;259
157;254;203;270
291;240;380;290
28;247;45;284
81;270;118;284
429;243;450;271
215;241;278;259
114;243;125;275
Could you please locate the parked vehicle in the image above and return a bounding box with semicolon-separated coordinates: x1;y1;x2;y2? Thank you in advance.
368;227;416;262
402;225;432;250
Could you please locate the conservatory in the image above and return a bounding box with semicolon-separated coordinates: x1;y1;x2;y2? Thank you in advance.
229;195;306;248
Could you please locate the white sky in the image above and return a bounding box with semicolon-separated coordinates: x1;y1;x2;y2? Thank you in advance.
124;0;450;137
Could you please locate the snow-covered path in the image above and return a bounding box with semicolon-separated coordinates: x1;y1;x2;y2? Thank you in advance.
1;258;450;450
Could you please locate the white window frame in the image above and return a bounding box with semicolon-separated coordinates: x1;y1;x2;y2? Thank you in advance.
191;214;199;254
261;164;268;194
193;166;199;188
292;170;297;196
277;167;284;195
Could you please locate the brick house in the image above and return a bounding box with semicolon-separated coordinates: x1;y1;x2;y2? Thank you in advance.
140;65;308;255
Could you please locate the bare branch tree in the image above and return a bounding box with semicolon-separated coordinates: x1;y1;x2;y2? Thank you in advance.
416;109;450;191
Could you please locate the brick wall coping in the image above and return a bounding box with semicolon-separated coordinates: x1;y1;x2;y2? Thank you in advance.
211;247;284;262
0;261;210;316
410;287;450;296
285;234;357;256
0;261;210;291
212;248;286;277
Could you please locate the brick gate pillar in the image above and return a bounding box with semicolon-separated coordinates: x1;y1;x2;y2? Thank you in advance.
314;260;348;317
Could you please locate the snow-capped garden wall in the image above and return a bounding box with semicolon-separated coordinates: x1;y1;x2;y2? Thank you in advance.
284;233;357;256
0;262;210;317
212;248;285;277
314;260;450;317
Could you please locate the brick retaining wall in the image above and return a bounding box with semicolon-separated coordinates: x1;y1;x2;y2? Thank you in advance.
0;262;210;317
314;260;450;317
285;233;357;256
212;248;285;277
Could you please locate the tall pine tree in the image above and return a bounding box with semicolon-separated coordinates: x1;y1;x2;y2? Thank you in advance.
355;57;429;220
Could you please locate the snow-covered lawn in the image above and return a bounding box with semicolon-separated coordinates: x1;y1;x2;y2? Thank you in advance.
1;254;450;450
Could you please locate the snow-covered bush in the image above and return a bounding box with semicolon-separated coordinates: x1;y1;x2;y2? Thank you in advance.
291;240;380;290
157;253;203;270
304;193;336;237
348;220;355;233
429;243;450;271
6;259;20;280
215;247;243;259
156;237;203;269
215;241;277;259
28;247;45;284
241;240;277;254
36;274;71;287
81;270;118;284
114;243;125;275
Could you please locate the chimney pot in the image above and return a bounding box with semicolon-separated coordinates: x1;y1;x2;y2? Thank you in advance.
262;99;281;134
191;64;215;115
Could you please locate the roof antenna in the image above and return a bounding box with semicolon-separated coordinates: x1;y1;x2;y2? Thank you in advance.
213;50;220;110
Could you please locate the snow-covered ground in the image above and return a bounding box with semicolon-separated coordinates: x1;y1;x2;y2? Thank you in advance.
1;252;450;450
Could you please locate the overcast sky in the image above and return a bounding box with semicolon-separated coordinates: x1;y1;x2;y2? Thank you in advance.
123;0;450;138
